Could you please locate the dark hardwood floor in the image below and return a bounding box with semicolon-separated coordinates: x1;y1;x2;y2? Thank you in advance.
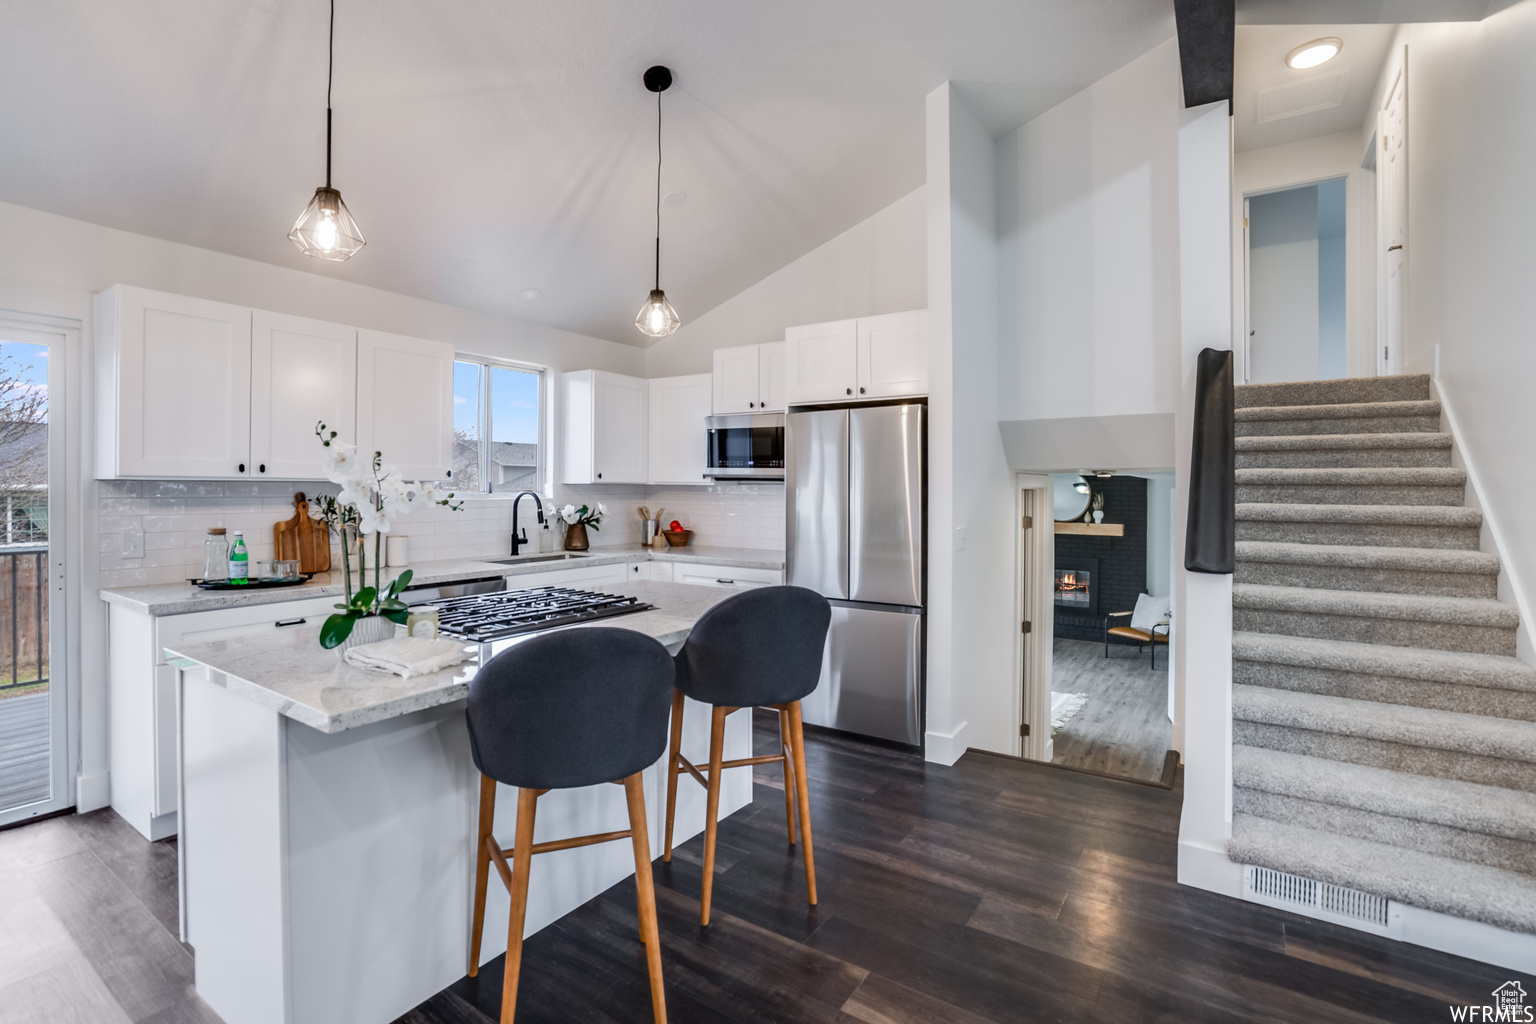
401;710;1532;1024
2;711;1528;1023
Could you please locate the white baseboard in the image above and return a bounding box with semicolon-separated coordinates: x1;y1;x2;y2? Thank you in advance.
924;719;969;766
1177;837;1244;897
76;770;109;812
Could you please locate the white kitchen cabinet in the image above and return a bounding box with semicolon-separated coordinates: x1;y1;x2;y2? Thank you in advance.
784;319;859;404
712;342;787;413
561;370;648;484
511;560;633;589
96;285;254;479
672;563;783;590
757;341;787;412
357;329;455;482
639;561;675;582
109;594;340;840
251;311;357;480
649;374;712;485
857;310;928;399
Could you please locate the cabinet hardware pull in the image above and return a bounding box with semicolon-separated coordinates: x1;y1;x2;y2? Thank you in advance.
259;464;266;473
596;472;603;479
845;388;852;395
859;387;865;394
716;579;735;585
238;463;245;473
275;618;307;627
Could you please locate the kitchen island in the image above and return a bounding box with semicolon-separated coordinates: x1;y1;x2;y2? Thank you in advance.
165;580;754;1024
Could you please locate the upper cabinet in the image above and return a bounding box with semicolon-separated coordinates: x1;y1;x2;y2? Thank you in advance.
785;319;858;403
784;310;927;405
356;330;455;482
95;285;455;482
711;341;786;413
251;311;356;480
857;310;928;399
648;374;712;485
96;286;253;479
561;370;648;484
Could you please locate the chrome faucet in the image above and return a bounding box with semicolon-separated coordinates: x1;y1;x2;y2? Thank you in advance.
509;491;546;556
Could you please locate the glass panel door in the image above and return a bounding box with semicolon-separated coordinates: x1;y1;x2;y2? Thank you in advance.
0;327;65;824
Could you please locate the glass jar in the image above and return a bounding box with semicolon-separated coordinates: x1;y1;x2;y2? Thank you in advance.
203;528;229;582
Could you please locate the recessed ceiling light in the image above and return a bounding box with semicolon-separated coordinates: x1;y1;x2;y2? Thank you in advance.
664;191;687;207
516;288;542;301
1286;37;1342;70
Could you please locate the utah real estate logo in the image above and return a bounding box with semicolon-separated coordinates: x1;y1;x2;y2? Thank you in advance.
1451;982;1532;1022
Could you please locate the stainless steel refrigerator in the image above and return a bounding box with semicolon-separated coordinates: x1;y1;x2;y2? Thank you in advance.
787;402;924;746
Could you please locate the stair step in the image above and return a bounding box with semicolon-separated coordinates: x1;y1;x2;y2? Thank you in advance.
1235;541;1499;598
1234;374;1431;410
1234;745;1536;874
1232;684;1536;791
1236;432;1453;470
1235;399;1441;438
1233;631;1536;720
1228;813;1536;934
1235;502;1483;549
1232;583;1518;656
1235;467;1468;507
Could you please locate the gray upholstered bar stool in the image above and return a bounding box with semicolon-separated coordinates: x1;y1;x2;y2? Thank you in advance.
662;586;832;927
466;627;675;1024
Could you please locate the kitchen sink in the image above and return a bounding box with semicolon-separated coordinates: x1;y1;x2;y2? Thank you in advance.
489;553;591;565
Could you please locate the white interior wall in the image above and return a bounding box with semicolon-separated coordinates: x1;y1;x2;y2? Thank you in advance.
996;38;1182;425
1232;130;1376;380
1366;5;1536;657
1247;185;1320;384
922;84;1016;764
0;198;643;814
644;188;927;378
1317;178;1347;378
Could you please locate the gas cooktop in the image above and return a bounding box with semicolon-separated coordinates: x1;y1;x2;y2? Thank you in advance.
433;586;654;642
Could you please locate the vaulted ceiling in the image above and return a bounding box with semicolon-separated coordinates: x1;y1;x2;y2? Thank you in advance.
0;1;1175;344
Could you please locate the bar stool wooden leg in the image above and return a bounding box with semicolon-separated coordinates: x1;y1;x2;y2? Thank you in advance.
468;774;497;976
662;689;685;862
788;701;817;906
778;706;797;847
500;787;539;1024
699;705;727;927
624;773;668;1024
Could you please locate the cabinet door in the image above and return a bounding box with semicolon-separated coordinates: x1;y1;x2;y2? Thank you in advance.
110;287;253;478
356;330;455;482
857;310;928;398
673;563;783;590
593;371;647;483
757;341;787;412
711;345;761;413
648;374;712;485
784;319;858;404
250;311;356;480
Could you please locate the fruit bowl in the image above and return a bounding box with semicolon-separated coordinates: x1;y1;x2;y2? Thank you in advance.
663;529;693;547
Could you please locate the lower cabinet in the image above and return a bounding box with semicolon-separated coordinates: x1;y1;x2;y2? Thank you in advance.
508;561;633;589
110;595;339;841
671;563;783;590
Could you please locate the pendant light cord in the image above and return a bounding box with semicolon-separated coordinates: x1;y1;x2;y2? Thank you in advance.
654;88;662;292
325;0;335;188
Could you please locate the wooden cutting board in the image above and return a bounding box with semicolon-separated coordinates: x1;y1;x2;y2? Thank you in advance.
273;492;331;574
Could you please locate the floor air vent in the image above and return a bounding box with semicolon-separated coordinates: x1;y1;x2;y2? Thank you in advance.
1244;866;1391;930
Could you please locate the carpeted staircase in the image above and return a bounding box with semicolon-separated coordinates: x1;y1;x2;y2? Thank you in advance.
1224;373;1536;935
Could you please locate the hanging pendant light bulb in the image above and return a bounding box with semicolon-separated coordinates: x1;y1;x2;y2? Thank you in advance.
635;65;680;338
289;0;365;261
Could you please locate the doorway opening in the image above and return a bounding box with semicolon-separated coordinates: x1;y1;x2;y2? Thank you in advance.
1245;177;1347;384
1021;471;1174;784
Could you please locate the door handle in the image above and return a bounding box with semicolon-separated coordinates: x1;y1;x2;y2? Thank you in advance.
1387;244;1403;251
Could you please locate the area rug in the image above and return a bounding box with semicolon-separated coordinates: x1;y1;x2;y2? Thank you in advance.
1051;692;1088;733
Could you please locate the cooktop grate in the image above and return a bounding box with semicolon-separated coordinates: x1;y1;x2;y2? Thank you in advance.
433;586;653;641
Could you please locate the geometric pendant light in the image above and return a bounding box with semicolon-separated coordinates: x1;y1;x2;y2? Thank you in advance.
289;0;365;260
635;65;681;338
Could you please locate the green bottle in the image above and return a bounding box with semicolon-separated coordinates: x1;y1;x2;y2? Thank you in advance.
228;530;249;583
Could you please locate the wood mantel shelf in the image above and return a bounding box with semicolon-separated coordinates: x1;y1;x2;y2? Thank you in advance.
1055;521;1125;537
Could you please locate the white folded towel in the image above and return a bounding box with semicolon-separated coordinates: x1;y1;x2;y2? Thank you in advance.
343;636;475;678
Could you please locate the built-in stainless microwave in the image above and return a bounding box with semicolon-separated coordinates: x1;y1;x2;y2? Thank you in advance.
705;413;786;480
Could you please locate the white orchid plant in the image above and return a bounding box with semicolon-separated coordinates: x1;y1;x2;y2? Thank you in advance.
557;502;607;530
310;422;462;648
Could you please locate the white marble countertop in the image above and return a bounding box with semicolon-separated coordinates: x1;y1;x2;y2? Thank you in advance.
164;581;734;734
100;545;785;616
